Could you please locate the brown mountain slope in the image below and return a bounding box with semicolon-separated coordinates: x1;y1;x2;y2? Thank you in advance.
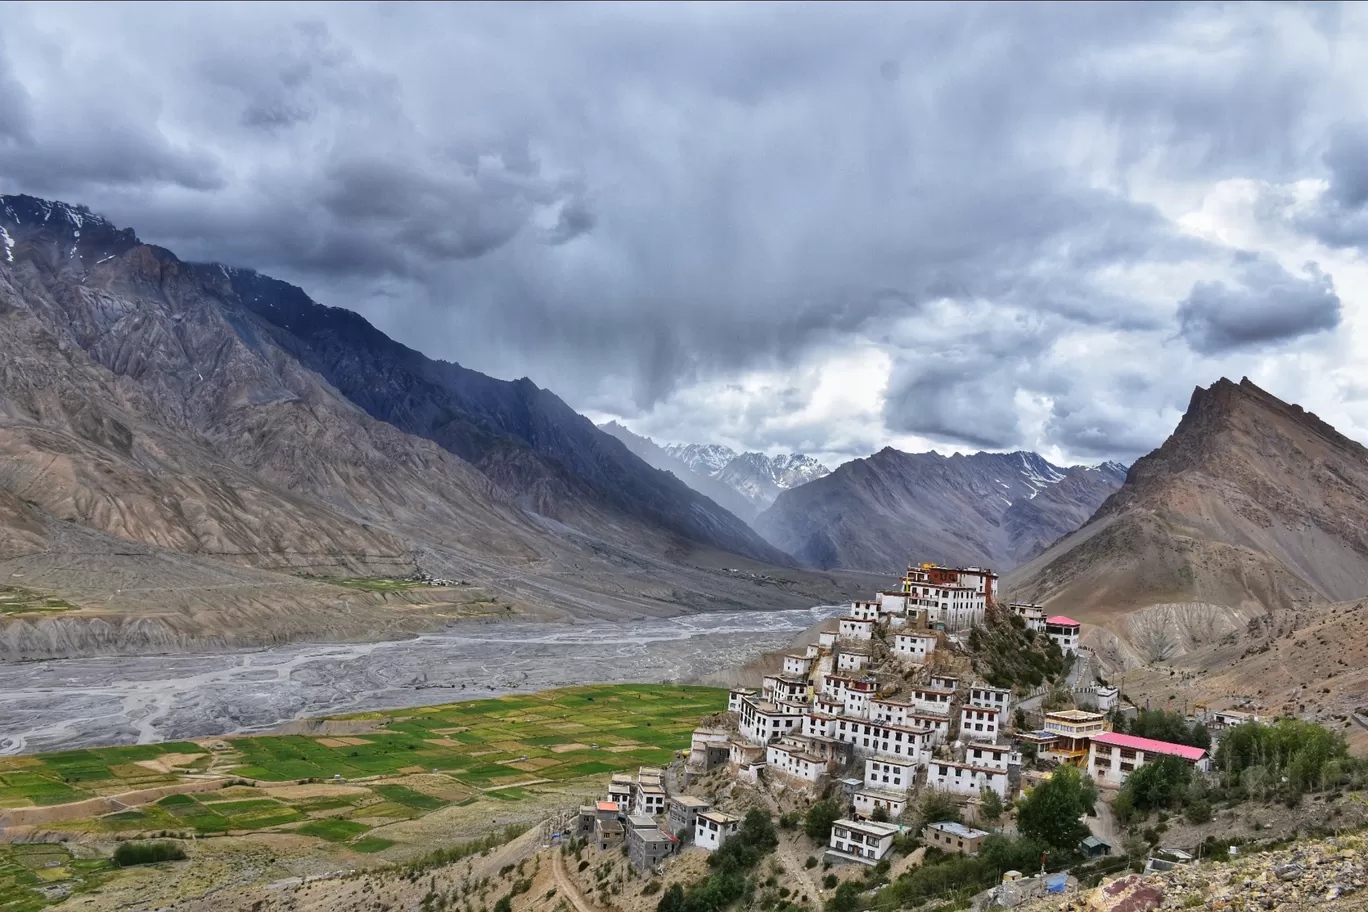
1005;377;1368;663
0;196;859;658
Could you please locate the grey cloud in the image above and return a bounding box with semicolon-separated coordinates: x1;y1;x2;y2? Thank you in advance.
1176;256;1340;355
1289;123;1368;248
0;2;1355;463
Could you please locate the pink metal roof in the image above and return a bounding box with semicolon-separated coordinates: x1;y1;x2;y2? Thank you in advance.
1091;732;1207;762
1046;615;1081;627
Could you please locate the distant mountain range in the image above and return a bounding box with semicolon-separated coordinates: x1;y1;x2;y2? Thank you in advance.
596;426;832;521
754;450;1127;572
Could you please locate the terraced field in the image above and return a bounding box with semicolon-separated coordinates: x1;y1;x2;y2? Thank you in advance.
0;684;726;912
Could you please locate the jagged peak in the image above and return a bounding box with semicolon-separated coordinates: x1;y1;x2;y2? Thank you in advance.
1183;376;1366;458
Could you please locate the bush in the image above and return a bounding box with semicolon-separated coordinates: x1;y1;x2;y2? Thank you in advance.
642;881;662;896
805;801;842;842
1184;799;1213;824
823;874;838;890
826;882;862;912
493;896;512;912
805;856;819;869
112;841;186;867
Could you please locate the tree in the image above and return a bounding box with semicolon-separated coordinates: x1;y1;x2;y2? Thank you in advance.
978;788;1005;826
917;789;961;828
656;884;685;912
1119;755;1190;813
871;804;889;822
826;882;862;912
804;801;842;842
1016;765;1096;850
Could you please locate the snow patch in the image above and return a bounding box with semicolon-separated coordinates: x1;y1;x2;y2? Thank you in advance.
0;226;12;262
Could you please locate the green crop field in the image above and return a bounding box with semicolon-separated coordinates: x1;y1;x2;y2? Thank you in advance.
0;586;75;616
0;844;114;912
0;683;726;900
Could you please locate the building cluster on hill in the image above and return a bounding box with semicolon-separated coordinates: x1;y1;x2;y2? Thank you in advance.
575;561;1216;874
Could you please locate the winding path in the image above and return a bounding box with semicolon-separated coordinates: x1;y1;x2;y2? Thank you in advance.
551;847;600;912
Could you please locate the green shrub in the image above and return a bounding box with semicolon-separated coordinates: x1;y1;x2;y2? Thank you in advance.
804;856;818;869
112;841;187;867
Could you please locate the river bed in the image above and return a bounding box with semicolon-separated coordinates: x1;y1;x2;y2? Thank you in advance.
0;606;841;755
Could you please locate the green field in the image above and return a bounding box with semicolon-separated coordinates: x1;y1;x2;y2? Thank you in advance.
0;684;724;884
0;586;75;616
0;843;113;912
319;577;434;592
0;685;724;911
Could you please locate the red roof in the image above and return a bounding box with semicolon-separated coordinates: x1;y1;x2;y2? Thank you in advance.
1091;732;1207;762
597;801;619;811
1046;615;1081;627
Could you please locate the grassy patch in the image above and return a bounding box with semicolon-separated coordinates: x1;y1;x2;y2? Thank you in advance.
370;785;447;811
297;819;371;842
320;578;430;593
350;837;395;854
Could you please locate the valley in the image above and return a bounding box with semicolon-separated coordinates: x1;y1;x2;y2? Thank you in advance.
0;607;842;754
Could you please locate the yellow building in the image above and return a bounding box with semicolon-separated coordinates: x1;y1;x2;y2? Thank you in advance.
1038;709;1110;765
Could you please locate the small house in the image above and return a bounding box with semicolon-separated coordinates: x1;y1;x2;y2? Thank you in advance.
924;821;989;857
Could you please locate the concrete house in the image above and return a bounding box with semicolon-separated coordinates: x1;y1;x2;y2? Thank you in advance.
738;697;803;744
688;727;732;772
838;617;874;641
893;632;938;661
869;698;913;727
837;650;870;672
832;719;931;763
959;705;1001;740
828;818;900;865
695;810;741;852
1040;709;1108;764
627;823;676;872
1087;732;1211;787
968;685;1012;717
667;796;711;838
864;757;915;790
850;600;881;621
853;789;907;820
1010;602;1047;631
728;687;758;714
923;821;989;856
913;687;955;715
1045;616;1081;652
929;675;960;692
766;738;827;783
965;742;1013;771
926;759;1010;798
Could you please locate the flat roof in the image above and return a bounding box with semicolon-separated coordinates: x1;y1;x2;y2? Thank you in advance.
698;810;740;823
927;821;989;839
672;796;711;808
967;742;1008;752
596;801;620;811
1091;732;1207;762
1046;709;1106;721
834;817;901;836
626;814;658;828
855;788;908;802
1046;615;1081;627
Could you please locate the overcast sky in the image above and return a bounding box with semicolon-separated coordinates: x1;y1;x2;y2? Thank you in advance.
3;1;1367;468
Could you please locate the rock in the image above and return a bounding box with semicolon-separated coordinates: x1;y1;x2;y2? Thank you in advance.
1273;863;1302;882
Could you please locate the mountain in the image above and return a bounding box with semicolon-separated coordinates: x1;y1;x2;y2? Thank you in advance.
754;449;1126;572
662;442;832;513
0;194;858;658
714;452;832;512
665;443;738;476
1005;377;1368;665
596;422;759;521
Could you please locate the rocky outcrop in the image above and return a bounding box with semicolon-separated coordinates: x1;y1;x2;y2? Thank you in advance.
1028;834;1368;912
754;449;1124;572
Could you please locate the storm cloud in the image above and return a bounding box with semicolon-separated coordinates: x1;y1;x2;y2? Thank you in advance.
2;1;1367;465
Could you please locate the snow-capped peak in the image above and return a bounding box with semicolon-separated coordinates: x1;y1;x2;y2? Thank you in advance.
665;442;738;475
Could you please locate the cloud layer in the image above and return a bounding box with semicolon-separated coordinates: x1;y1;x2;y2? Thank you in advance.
3;1;1367;466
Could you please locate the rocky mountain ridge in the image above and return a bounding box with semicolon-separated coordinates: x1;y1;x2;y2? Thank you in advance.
1005;377;1368;666
754;448;1126;572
